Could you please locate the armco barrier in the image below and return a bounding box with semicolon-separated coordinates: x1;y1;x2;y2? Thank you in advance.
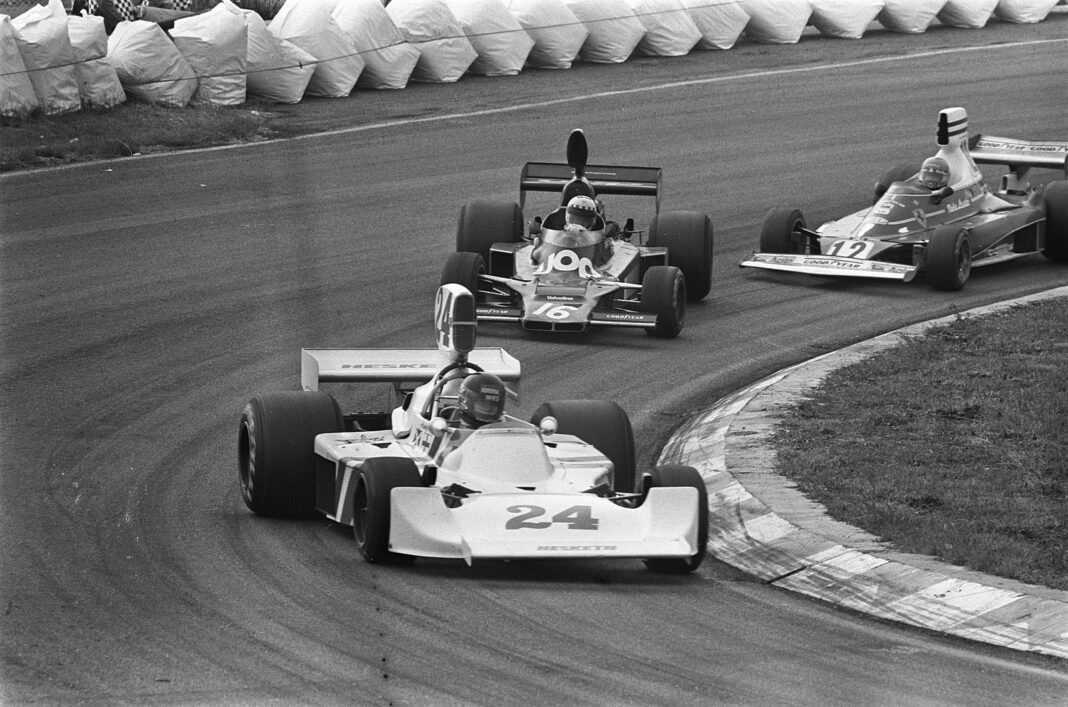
0;0;1064;116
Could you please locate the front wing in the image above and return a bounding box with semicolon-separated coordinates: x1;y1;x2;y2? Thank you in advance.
740;252;918;282
389;487;700;564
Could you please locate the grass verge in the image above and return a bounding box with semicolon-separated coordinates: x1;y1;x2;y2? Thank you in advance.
771;297;1068;590
0;100;283;172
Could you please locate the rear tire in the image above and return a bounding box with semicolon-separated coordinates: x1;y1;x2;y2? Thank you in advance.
759;208;811;254
530;400;638;493
238;391;342;518
642;464;708;574
648;210;714;301
926;226;972;291
874;164;918;203
640;265;684;338
441;251;485;294
1042;180;1068;262
456;200;523;263
353;458;423;565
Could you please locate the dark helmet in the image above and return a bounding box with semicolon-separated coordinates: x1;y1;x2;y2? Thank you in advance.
457;373;506;426
564;195;598;230
919;156;950;190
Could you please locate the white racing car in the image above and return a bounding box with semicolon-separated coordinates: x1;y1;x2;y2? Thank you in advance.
238;284;708;572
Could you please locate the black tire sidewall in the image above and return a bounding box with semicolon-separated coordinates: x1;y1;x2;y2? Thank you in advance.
530;400;638;493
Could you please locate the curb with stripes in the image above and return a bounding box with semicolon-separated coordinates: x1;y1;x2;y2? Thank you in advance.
660;286;1068;659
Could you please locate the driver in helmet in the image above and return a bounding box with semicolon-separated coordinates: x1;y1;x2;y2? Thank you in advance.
455;372;506;428
919;156;950;190
563;195;598;232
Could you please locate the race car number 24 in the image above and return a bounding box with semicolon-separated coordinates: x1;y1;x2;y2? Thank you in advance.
506;504;599;530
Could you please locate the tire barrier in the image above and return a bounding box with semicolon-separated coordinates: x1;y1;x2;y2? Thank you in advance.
1;0;1064;116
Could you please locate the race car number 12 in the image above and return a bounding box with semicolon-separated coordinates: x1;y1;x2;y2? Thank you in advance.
506;504;599;530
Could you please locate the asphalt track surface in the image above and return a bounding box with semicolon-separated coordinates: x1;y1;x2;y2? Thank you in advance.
3;17;1068;706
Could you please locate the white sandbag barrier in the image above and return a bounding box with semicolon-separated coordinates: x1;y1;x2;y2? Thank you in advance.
171;0;248;106
938;0;999;27
1;0;1063;115
11;0;81;115
1;15;39;117
107;20;198;107
811;0;885;39
243;9;314;103
682;0;750;50
270;0;363;97
386;0;477;83
628;0;702;57
333;0;419;89
66;13;125;108
877;0;947;33
995;0;1061;22
506;0;588;70
742;0;812;44
564;0;646;64
445;0;534;76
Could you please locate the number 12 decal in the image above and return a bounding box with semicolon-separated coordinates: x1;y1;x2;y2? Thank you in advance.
826;239;874;259
506;504;599;530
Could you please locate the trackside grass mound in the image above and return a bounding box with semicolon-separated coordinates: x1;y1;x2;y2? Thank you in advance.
771;297;1068;590
0;101;281;172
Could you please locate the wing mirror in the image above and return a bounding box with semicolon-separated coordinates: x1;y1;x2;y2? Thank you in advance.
538;416;558;436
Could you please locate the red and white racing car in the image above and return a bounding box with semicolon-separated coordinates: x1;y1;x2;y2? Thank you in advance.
238;285;708;571
741;107;1068;290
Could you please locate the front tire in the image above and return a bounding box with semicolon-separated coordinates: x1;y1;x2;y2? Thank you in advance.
926;226;972;291
456;200;523;263
640;265;684;338
642;464;708;574
1042;180;1068;262
648;210;714;301
530;400;638;493
759;208;812;254
441;251;485;294
238;391;342;518
353;458;424;565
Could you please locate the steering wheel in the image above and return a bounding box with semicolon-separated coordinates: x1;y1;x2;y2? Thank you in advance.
420;361;484;419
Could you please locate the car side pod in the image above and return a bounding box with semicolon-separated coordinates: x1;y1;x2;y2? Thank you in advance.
387;487;701;565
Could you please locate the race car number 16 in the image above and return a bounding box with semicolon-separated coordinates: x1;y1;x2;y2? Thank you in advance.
533;303;578;320
506;504;599;530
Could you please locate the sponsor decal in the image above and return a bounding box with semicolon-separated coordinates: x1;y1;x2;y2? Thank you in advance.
537;545;618;552
602;313;647;321
545;295;578;302
977;139;1068;154
534;249;600;278
342;363;435;369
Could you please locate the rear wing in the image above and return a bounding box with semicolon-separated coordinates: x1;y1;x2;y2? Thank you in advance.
519;162;662;212
301;348;521;392
970;134;1068;175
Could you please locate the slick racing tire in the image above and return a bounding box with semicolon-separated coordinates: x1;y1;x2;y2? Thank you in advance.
926;226;972;291
642;465;708;574
640;265;685;338
456;200;523;264
441;251;485;294
648;210;713;301
1041;180;1068;262
238;391;343;518
873;163;918;204
530;400;638;494
759;208;813;254
353;458;423;565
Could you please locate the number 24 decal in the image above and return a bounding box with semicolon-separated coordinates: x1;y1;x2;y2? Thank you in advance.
506;504;599;530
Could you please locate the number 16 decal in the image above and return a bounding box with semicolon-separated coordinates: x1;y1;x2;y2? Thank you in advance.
506;504;599;530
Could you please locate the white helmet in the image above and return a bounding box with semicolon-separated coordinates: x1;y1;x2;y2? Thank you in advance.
564;195;597;230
